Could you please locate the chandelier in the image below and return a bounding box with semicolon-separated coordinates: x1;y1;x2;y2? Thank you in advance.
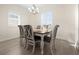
28;4;39;15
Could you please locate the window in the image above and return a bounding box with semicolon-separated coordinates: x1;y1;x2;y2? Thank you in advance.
41;11;53;25
8;12;20;26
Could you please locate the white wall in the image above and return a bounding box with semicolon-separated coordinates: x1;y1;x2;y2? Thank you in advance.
53;5;76;43
78;5;79;46
0;4;28;41
76;4;79;47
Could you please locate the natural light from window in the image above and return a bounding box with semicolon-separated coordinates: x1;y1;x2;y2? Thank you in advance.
8;12;20;26
41;11;53;25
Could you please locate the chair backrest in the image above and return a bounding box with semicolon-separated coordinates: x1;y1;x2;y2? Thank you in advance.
52;25;59;39
37;25;41;29
43;25;49;29
18;25;25;38
24;25;35;44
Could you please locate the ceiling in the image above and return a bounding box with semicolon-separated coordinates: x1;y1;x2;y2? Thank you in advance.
19;4;44;9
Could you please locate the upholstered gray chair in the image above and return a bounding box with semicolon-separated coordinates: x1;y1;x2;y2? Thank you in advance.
18;25;26;48
44;25;59;54
50;25;59;54
43;25;49;29
44;24;51;42
36;25;41;29
18;25;25;38
24;25;41;54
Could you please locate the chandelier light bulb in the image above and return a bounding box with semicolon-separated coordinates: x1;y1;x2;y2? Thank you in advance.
28;4;39;15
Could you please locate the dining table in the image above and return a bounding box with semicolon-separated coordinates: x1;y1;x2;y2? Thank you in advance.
33;28;52;55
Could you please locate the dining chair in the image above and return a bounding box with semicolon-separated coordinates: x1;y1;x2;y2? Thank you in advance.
24;25;41;54
36;25;41;29
43;25;49;29
44;24;52;42
44;25;59;54
50;25;59;54
18;25;26;48
18;25;25;38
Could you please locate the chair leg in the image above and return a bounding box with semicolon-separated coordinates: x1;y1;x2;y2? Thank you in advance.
53;41;56;54
50;45;56;55
24;43;26;49
53;47;56;55
50;41;53;54
50;40;56;55
25;41;29;51
32;45;35;54
24;39;27;49
50;46;53;54
74;46;78;54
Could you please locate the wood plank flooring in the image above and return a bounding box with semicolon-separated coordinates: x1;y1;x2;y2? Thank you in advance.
0;38;78;55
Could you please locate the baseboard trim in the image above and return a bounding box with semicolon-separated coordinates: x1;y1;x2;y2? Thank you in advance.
0;37;19;42
56;38;75;47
